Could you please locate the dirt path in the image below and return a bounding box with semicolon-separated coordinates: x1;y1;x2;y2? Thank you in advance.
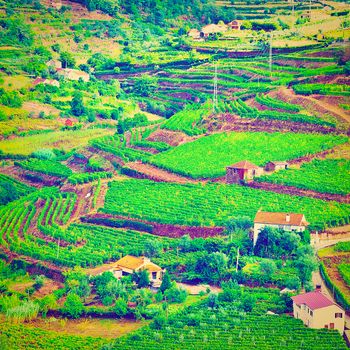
247;181;350;203
277;86;350;124
125;161;199;184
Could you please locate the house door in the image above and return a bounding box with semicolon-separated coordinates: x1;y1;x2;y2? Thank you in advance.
329;323;334;329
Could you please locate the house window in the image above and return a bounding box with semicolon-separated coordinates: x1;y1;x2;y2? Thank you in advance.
335;313;343;318
310;310;313;317
152;272;157;280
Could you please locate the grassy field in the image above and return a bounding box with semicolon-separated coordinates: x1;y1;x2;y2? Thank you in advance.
0;128;115;155
102;179;350;230
149;132;347;179
257;159;350;195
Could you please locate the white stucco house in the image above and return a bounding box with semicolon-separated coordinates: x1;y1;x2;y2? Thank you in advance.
253;211;309;245
291;290;345;334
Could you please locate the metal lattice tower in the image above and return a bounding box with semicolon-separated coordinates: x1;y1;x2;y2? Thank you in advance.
269;34;273;78
213;63;218;113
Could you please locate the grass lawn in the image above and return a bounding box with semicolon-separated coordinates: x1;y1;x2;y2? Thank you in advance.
0;128;115;155
149;132;347;179
0;75;31;91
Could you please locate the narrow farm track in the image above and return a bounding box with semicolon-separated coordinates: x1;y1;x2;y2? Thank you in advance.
125;161;199;184
83;213;225;238
276;87;350;124
248;181;350;203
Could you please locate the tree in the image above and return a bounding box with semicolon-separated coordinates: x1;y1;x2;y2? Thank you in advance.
259;260;277;282
132;270;150;288
62;293;84;319
71;91;85;117
60;51;76;68
114;298;128;317
133;75;158;97
241;294;256;312
195;252;228;283
0;182;18;205
160;273;171;293
144;240;163;257
294;255;318;286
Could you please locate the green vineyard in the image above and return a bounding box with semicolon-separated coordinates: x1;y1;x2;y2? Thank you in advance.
102;179;350;230
149;132;346;178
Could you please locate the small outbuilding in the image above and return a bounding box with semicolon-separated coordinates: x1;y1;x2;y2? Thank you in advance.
65;119;74;127
228;20;241;30
291;291;345;334
265;161;289;172
110;255;164;288
32;78;60;88
226;160;263;184
56;68;90;82
188;29;201;40
253;211;309;245
200;24;228;38
46;59;62;69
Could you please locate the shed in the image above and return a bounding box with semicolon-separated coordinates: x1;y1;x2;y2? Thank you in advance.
226;160;263;184
265;161;289;172
46;59;62;69
65;119;74;127
188;29;201;40
228;20;241;30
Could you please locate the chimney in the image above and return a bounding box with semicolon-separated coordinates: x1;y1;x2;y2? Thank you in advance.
286;214;290;223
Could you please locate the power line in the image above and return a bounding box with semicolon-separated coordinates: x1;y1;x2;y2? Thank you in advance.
213;63;218;113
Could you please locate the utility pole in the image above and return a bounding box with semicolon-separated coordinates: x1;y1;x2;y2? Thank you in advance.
213;63;218;113
235;248;240;272
269;34;273;78
56;238;60;259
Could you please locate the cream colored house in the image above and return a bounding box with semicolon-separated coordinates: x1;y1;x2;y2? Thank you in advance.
291;291;345;334
200;24;228;38
46;59;62;69
253;211;308;245
56;68;90;82
188;29;201;40
110;255;164;288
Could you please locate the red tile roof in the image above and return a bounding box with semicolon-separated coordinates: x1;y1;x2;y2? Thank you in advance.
227;160;260;170
254;211;308;226
291;291;336;310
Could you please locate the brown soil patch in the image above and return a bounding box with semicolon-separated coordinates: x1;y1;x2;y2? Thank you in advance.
33;279;64;298
26;316;147;339
248;181;350;203
125;161;198;184
22;101;61;117
83;213;225;239
146;129;197;146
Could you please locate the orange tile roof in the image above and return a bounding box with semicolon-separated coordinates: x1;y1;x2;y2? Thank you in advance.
144;263;163;272
227;160;260;170
254;211;308;226
116;255;144;270
115;255;162;272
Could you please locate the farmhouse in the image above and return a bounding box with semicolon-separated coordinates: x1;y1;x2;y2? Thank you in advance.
56;68;90;82
228;20;241;30
291;291;345;334
200;23;228;38
32;78;60;88
46;59;62;69
253;211;308;245
110;255;164;288
188;29;201;40
226;160;263;184
265;161;289;172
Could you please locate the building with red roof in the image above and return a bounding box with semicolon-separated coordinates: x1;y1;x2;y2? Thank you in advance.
253;211;309;245
226;160;263;184
291;290;345;333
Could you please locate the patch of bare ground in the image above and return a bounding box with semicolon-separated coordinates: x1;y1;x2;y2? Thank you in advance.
146;128;197;146
247;181;350;203
322;254;350;298
124;161;198;184
0;166;53;188
207;113;339;134
61;183;94;222
0;247;65;281
275;86;350;125
25;316;147;339
93;180;109;211
88;146;125;167
83;213;225;239
22;101;61;117
33;279;64;298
